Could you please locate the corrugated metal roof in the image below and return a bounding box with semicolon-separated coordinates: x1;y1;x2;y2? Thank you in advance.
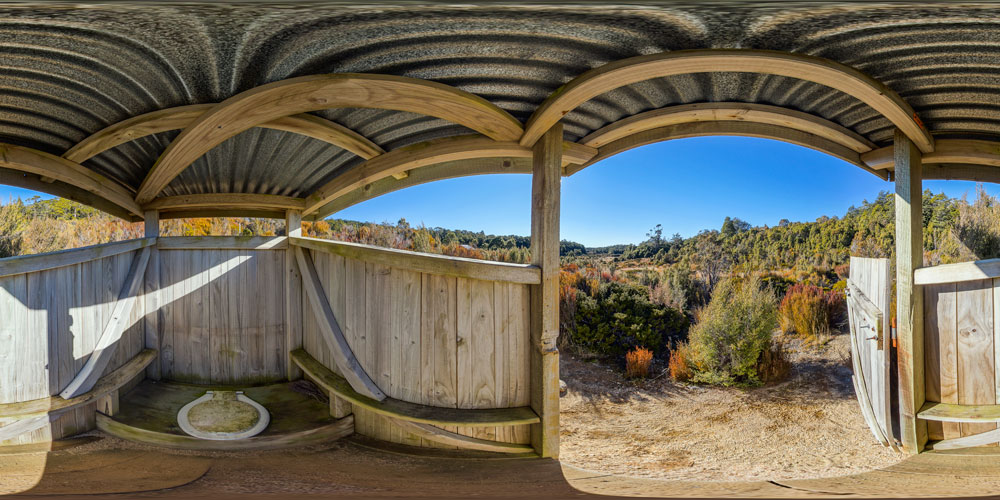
1;2;999;209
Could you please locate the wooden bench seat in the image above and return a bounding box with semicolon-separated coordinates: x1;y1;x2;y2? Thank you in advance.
918;402;1000;423
291;349;540;427
0;349;156;419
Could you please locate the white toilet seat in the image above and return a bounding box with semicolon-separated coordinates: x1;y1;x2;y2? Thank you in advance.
177;391;270;440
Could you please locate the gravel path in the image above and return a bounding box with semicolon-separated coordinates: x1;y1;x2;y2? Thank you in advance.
559;333;904;481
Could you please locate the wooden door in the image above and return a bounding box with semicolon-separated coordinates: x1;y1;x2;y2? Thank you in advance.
847;257;897;450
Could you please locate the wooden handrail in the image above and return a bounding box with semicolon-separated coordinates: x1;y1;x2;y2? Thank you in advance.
913;259;1000;285
156;236;287;250
289;236;541;285
0;238;156;278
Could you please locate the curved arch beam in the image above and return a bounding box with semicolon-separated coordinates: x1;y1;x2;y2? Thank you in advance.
581;102;876;153
144;193;306;213
303;135;595;215
863;139;1000;171
137;74;525;204
0;144;143;216
0;167;136;220
63;104;384;164
522;49;932;153
568;120;886;180
309;157;534;220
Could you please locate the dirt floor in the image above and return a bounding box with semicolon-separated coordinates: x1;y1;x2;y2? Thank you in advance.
558;332;904;481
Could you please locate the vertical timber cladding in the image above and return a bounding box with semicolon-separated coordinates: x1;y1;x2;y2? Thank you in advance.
0;249;146;445
157;248;287;384
924;280;998;442
301;250;533;448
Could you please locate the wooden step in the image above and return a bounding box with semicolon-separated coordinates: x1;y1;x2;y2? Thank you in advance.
291;349;540;427
97;412;354;451
918;402;1000;423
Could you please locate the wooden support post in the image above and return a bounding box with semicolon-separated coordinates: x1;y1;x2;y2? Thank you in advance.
286;210;304;380
330;395;352;419
895;129;927;454
97;389;120;417
529;123;562;458
143;210;161;380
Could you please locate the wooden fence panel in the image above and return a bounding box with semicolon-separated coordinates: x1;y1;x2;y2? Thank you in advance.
158;248;286;384
300;248;533;449
0;246;146;445
924;276;1000;445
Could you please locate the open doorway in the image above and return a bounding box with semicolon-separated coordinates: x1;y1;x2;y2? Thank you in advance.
554;136;921;481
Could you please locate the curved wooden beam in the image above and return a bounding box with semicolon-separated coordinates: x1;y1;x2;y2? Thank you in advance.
136;74;524;204
263;114;384;159
863;139;1000;171
580;102;876;153
569;120;885;180
63;104;211;163
309;157;534;220
144;193;306;213
389;418;534;454
63;105;384;164
0;143;143;217
522;49;933;153
926;427;1000;450
304;135;594;215
0;166;136;220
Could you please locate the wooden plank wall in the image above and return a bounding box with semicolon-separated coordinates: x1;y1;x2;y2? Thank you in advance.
924;278;998;443
0;249;146;445
302;250;532;448
157;249;286;384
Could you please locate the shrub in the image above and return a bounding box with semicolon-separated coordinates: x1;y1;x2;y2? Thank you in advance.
778;283;845;339
688;276;779;387
571;280;688;361
668;342;694;382
625;347;654;378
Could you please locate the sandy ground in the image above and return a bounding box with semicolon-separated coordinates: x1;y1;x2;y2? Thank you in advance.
559;332;904;481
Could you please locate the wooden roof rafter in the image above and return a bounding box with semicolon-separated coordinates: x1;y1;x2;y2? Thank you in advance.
0;143;144;217
579;102;876;153
863;139;1000;171
567;120;887;179
135;73;525;205
302;134;596;216
143;193;307;213
63;104;385;164
521;49;934;153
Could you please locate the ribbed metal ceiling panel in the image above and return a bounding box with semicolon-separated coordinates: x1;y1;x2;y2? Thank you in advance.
0;2;998;204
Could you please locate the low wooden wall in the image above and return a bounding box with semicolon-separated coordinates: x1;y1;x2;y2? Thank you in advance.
1;235;534;450
0;240;150;444
918;260;1000;444
154;238;288;384
297;239;533;448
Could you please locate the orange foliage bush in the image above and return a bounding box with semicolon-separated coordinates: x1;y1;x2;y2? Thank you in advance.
778;283;845;339
625;347;654;378
668;342;694;382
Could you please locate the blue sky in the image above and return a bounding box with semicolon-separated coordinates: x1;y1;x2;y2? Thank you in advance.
2;136;996;247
